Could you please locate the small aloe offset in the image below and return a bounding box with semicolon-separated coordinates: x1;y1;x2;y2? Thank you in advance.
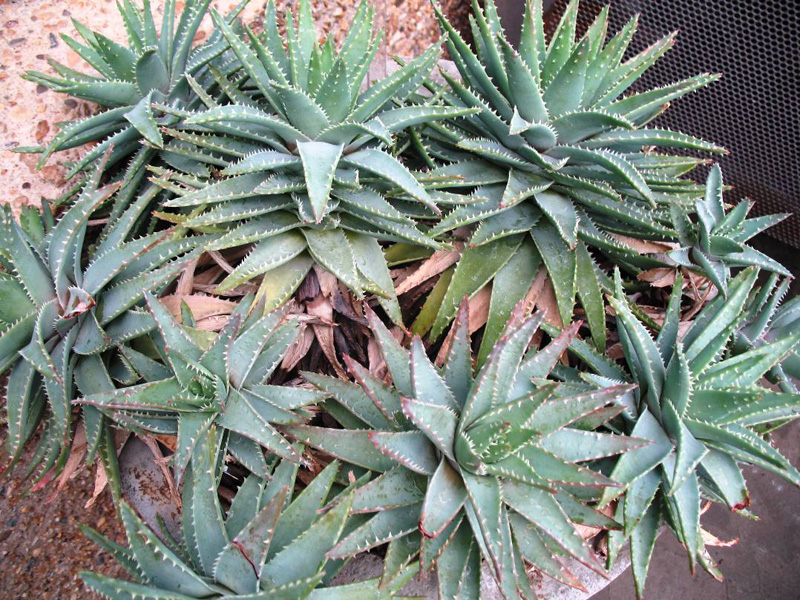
151;0;472;321
81;428;419;600
21;0;248;184
0;160;201;483
668;165;791;294
414;0;722;352
731;273;800;395
285;301;643;598
571;268;800;598
77;292;322;481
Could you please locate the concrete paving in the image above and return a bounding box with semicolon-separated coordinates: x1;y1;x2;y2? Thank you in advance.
594;422;800;600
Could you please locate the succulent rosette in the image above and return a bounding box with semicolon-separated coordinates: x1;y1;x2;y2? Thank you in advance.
285;302;643;597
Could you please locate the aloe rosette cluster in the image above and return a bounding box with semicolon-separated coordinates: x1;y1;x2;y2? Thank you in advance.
21;0;249;187
81;428;419;600
3;1;799;599
78;292;323;480
668;166;791;294
0;162;201;481
561;268;800;597
411;0;723;354
284;302;643;597
149;0;474;321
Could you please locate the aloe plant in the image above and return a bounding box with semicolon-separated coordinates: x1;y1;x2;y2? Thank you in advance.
562;267;800;598
283;301;644;598
668;165;791;294
5;2;798;598
413;0;722;357
81;427;420;599
0;160;201;483
147;0;475;322
732;273;800;394
20;0;248;185
77;292;322;481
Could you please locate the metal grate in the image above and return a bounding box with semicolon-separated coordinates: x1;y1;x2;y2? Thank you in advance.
541;0;800;247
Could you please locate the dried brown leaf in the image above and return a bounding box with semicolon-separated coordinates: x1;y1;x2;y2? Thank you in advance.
193;315;231;332
606;343;625;360
367;336;387;379
575;523;602;542
86;459;109;510
159;294;238;322
281;324;314;372
314;266;339;298
638;267;678;288
467;286;492;334
175;256;199;296
395;246;462;295
85;430;130;509
193;265;224;286
609;233;676;254
435;286;491;366
701;528;739;548
208;250;235;274
524;266;549;312
46;423;87;503
535;277;563;328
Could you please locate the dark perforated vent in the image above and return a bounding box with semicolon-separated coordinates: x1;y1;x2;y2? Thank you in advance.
541;0;800;247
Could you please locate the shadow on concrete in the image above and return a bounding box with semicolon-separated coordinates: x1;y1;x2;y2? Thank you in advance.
595;416;800;599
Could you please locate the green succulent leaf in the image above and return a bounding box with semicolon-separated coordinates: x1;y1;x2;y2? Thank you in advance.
83;412;377;599
299;300;638;596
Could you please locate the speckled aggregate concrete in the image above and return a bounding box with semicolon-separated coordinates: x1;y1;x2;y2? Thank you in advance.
0;1;269;213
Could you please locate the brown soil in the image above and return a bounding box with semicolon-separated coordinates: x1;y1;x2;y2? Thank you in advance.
0;430;127;600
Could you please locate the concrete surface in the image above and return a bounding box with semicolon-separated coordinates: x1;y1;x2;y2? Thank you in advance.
1;0;265;214
595;419;800;600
